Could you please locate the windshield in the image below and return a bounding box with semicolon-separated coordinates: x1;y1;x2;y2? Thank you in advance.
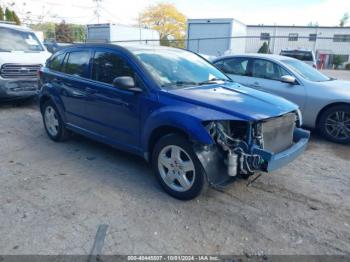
282;59;330;82
280;51;313;61
0;27;44;52
133;48;230;88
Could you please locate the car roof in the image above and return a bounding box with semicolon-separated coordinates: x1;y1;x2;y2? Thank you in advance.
0;22;33;32
61;43;185;53
213;53;295;62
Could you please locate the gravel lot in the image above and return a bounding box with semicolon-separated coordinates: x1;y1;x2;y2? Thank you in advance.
0;102;350;256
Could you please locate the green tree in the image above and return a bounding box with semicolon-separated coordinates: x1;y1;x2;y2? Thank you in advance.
12;11;21;25
139;3;186;48
0;6;4;21
55;21;73;43
333;55;345;69
258;42;271;54
31;23;56;39
340;12;349;27
5;8;14;22
69;24;86;42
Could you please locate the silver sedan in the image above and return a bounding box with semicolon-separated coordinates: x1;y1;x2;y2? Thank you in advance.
212;54;350;143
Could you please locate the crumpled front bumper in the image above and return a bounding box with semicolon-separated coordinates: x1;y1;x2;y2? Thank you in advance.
0;78;39;101
252;128;310;172
195;128;310;187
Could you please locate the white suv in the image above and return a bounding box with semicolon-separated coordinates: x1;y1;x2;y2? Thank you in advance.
280;49;317;68
0;23;51;101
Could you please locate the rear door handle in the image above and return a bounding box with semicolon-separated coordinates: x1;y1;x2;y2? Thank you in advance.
85;87;97;94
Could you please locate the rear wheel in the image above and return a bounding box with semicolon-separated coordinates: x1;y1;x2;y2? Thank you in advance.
319;105;350;144
42;100;70;142
152;134;207;200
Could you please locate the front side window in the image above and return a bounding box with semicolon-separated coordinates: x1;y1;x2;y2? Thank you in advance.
282;59;330;82
49;53;65;72
216;58;249;76
62;51;90;77
0;27;44;52
92;52;134;85
252;59;288;81
132;48;229;88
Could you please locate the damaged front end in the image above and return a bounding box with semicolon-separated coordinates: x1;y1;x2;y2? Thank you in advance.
194;113;310;187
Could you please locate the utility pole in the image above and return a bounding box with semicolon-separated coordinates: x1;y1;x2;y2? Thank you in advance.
92;0;102;24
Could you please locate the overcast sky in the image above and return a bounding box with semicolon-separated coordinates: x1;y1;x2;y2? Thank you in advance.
3;0;350;26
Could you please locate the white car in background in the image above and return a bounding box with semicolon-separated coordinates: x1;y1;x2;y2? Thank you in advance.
213;54;350;143
280;49;317;68
0;22;51;101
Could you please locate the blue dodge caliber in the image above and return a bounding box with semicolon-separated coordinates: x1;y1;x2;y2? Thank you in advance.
38;44;310;200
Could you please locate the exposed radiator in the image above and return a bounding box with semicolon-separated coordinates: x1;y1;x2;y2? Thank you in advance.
262;113;296;153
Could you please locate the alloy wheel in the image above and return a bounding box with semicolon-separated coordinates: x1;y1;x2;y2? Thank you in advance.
325;111;350;140
157;145;196;192
44;106;59;137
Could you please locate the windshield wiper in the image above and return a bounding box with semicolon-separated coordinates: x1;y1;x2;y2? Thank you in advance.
198;78;232;85
162;81;198;87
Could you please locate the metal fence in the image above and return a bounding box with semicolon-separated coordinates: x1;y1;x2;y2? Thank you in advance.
107;35;350;69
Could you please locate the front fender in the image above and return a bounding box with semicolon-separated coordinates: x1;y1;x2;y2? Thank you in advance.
141;105;245;153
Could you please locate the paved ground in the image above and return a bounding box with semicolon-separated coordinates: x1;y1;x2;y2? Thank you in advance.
0;103;350;256
321;69;350;81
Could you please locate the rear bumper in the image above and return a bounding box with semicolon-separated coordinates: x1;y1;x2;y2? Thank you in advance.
0;78;39;101
253;128;310;172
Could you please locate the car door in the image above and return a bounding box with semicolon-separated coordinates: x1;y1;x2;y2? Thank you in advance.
82;50;143;151
249;58;306;110
56;49;93;128
214;57;252;86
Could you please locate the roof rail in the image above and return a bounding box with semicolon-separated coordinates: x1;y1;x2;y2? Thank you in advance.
0;20;16;25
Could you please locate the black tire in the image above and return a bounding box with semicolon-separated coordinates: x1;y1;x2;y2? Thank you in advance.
318;104;350;144
42;100;70;142
152;134;207;200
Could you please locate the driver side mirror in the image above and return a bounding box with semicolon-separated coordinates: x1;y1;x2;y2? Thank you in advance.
112;76;142;92
281;75;297;85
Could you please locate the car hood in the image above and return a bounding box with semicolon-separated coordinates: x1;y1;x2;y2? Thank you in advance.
165;82;298;121
0;51;51;66
316;79;350;94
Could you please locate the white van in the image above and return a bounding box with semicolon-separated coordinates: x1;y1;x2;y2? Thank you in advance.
0;22;51;101
280;49;317;68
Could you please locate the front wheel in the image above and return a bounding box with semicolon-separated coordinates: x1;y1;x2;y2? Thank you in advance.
152;134;207;200
319;105;350;144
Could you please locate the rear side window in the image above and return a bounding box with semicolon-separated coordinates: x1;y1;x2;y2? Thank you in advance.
49;53;65;71
92;51;134;85
62;51;90;77
215;58;249;76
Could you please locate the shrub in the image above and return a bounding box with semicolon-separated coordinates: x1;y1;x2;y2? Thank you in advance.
345;63;350;70
332;55;345;69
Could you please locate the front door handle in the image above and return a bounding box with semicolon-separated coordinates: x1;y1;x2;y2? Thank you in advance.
251;82;261;89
